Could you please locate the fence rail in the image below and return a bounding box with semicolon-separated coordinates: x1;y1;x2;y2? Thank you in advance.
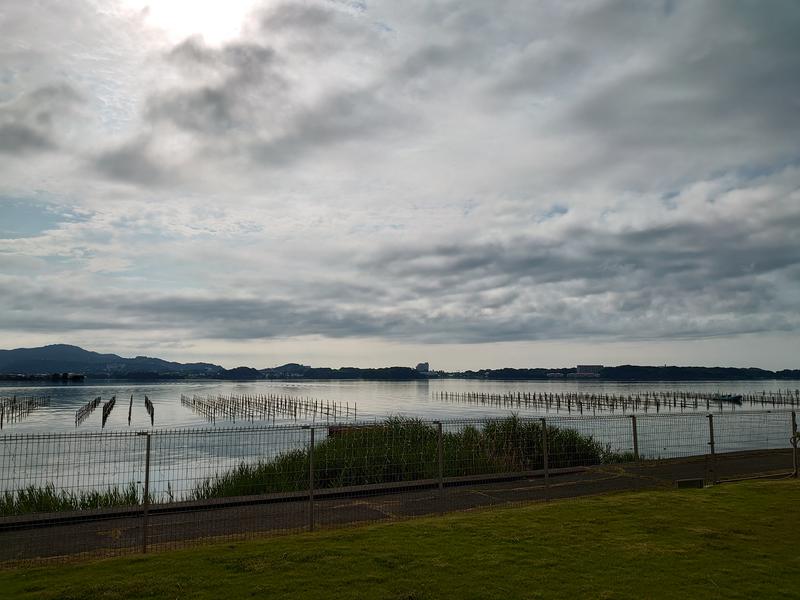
0;409;797;561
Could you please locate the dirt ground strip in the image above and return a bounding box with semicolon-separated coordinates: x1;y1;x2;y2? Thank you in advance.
0;449;794;562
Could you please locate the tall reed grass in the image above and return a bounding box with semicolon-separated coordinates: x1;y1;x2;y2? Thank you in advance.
190;416;631;500
0;482;139;517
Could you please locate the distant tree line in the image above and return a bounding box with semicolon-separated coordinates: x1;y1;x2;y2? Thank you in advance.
2;345;798;381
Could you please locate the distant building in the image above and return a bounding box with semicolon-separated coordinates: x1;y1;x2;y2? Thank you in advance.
546;372;564;378
415;362;430;374
51;372;85;382
575;365;603;377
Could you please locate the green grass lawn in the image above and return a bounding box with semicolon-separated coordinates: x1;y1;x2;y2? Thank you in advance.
1;480;798;599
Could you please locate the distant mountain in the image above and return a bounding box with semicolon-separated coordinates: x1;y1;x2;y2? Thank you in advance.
1;345;797;381
0;345;426;381
0;344;225;378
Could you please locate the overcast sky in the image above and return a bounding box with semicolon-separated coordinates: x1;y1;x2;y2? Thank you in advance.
1;0;799;370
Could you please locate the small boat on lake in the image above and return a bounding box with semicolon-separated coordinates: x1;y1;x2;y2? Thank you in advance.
712;393;743;404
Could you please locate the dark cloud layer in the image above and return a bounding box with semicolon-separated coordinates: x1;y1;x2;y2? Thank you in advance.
93;138;173;186
0;123;52;154
0;83;83;154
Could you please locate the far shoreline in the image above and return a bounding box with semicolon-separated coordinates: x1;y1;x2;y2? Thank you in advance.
2;376;800;386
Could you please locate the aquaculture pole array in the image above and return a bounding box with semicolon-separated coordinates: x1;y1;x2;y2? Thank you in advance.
75;397;102;427
433;389;800;415
144;396;154;426
101;396;116;428
180;393;357;424
0;396;50;429
74;395;154;428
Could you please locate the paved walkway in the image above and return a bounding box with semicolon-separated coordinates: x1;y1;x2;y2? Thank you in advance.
0;449;794;562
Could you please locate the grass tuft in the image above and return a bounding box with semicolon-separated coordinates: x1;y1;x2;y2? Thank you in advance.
0;483;140;517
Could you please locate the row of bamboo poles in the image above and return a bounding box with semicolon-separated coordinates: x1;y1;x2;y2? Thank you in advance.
433;389;800;414
144;396;154;426
75;397;101;426
180;393;357;424
74;395;156;428
101;396;116;428
0;396;50;429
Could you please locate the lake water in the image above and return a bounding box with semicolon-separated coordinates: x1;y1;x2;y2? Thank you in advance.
1;379;797;499
1;378;798;433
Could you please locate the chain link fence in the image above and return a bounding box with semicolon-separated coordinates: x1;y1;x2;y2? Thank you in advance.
0;409;797;561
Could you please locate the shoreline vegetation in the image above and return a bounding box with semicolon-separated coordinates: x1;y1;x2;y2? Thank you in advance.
1;345;799;382
0;416;632;517
2;366;800;383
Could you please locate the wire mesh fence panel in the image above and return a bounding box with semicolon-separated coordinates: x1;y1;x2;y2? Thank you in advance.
312;420;440;530
635;413;711;460
0;431;146;560
439;418;534;477
314;421;435;488
146;425;311;551
436;416;612;476
0;410;796;562
0;431;145;513
712;411;793;454
150;426;311;502
544;415;636;466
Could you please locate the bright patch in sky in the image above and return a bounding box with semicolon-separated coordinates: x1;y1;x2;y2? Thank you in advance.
122;0;260;43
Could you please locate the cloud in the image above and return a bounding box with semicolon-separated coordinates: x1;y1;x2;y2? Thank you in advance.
147;37;281;135
131;5;405;175
93;138;174;186
493;1;800;188
251;85;412;165
0;83;84;154
2;166;798;347
0;123;52;154
1;0;799;367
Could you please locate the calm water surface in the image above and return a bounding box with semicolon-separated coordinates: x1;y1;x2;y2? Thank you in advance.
1;379;797;497
1;378;798;433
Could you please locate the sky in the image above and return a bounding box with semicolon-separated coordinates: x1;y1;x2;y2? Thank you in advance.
0;0;799;370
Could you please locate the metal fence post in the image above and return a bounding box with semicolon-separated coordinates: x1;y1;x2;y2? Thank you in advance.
309;426;315;531
436;421;444;497
792;411;798;478
631;415;639;461
142;432;151;554
707;414;716;484
541;418;549;498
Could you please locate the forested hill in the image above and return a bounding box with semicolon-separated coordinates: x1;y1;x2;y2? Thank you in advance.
0;344;224;378
453;366;800;380
0;345;797;381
